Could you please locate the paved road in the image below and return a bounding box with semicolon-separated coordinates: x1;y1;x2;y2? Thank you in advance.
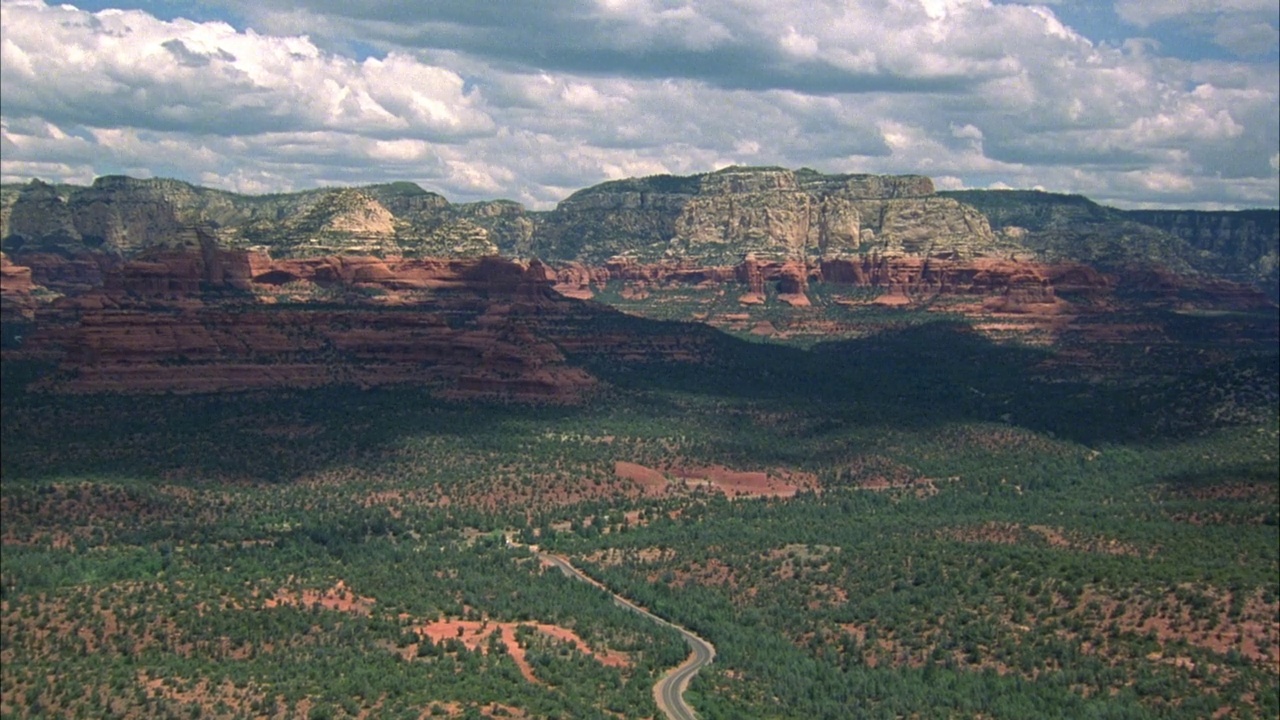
536;551;715;720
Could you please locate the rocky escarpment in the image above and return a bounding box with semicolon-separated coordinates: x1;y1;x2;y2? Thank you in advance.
4;240;1272;403
4;169;1276;303
3;249;607;401
1;176;248;254
534;166;1001;264
3;180;94;251
938;190;1198;270
944;190;1280;301
229;184;532;258
3;168;1273;404
1121;209;1279;300
0;177;528;260
0;252;38;324
0;246;751;402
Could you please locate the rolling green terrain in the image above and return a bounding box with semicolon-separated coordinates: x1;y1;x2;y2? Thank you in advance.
2;295;1277;718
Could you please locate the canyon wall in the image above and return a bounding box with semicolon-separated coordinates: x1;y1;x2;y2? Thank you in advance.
5;169;1275;299
2;249;608;400
1;168;1274;399
533;166;1000;264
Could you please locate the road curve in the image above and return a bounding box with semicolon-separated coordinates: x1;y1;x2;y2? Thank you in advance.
535;551;715;720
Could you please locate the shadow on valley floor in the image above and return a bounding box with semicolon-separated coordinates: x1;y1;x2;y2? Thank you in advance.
1;308;1275;487
569;311;1278;444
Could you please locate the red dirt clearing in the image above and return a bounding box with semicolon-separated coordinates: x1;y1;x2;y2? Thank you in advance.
614;461;669;496
670;464;809;497
414;619;630;684
615;461;816;498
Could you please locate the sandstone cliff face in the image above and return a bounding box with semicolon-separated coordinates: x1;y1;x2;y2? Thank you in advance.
0;253;33;293
453;200;537;256
65;176;193;252
5;237;1269;402
532;180;693;263
311;190;397;236
0;252;37;322
0;178;508;260
235;188;406;256
4;169;1274;311
105;227;257;296
9;171;1272;300
6;252;117;296
817;256;1106;306
672;168;860;259
536;166;999;264
9;249;603;401
39;303;595;400
856;197;999;259
538;250;1135;316
2;177;232;254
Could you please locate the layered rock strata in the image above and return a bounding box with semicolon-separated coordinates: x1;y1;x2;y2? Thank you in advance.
534;166;999;263
0;252;37;322
4;243;1271;400
5;250;602;401
6;169;1275;302
3;168;1274;401
0;177;522;260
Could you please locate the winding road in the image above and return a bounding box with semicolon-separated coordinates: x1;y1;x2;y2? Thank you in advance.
535;550;716;720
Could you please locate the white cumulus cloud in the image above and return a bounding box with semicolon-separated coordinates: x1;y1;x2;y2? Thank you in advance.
0;0;1275;210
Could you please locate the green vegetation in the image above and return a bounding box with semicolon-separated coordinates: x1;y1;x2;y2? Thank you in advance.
2;294;1277;718
560;173;703;200
936;188;1280;299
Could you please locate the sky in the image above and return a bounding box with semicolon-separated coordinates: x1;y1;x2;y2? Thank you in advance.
1;0;1277;210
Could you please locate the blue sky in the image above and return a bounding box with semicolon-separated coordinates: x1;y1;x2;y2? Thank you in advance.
2;0;1277;209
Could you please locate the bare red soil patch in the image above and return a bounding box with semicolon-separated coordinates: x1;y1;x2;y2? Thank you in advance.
615;460;817;498
614;461;669;496
668;464;805;497
413;619;630;685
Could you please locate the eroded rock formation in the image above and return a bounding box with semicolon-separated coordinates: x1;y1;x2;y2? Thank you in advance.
0;252;37;322
6;169;1275;302
534;166;1000;264
7;249;602;401
2;168;1273;400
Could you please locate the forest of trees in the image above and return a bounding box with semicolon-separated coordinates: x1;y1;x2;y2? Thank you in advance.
2;298;1276;718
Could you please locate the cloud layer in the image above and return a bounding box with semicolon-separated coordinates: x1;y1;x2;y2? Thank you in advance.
1;0;1277;208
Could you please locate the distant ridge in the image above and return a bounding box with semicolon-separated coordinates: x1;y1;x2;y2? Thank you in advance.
3;168;1276;297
